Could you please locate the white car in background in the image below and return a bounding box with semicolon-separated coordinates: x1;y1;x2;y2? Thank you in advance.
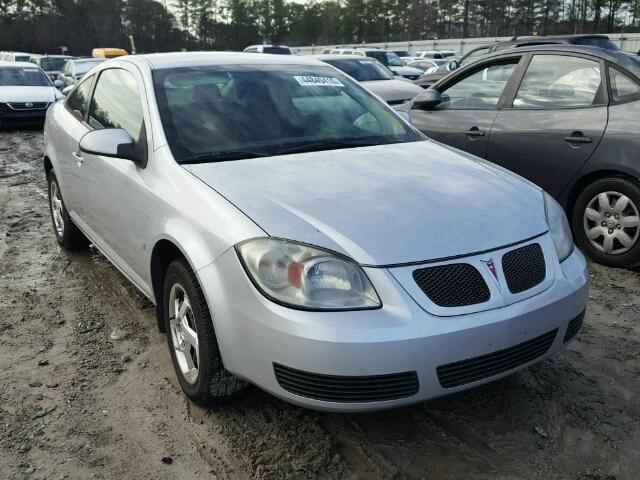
30;55;74;81
0;51;35;62
54;58;106;88
316;54;423;105
0;61;62;128
415;49;460;59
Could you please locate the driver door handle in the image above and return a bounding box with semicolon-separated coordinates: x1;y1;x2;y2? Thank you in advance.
465;127;485;137
72;151;83;166
564;131;592;144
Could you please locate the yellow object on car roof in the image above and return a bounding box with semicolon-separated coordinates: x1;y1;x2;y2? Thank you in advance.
92;48;128;58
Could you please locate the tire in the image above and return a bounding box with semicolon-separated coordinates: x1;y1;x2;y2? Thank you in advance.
47;172;89;250
572;177;640;268
163;258;245;405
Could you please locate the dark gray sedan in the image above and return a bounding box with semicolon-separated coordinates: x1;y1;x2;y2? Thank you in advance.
407;45;640;268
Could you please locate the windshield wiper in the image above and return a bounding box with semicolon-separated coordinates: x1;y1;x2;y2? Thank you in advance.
180;150;270;164
274;138;398;156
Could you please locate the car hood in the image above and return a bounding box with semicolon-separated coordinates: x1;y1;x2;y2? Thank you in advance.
388;65;423;76
0;86;57;103
363;79;423;102
188;141;547;266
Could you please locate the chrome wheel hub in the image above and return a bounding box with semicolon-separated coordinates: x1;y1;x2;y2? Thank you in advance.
50;181;64;237
168;284;200;384
583;191;640;255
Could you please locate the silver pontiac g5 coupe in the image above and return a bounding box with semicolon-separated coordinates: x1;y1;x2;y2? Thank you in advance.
43;52;589;412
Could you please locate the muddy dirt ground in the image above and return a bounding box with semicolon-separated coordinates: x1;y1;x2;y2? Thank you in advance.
0;130;639;480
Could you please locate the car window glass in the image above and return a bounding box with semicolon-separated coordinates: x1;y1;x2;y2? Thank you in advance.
514;55;603;108
0;67;50;86
439;59;518;110
153;64;419;161
66;74;94;119
463;48;490;64
88;69;144;142
609;67;640;102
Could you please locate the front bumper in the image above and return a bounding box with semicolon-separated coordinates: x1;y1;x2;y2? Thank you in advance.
0;107;47;127
199;243;589;412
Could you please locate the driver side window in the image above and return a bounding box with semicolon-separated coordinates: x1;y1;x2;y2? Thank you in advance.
439;59;519;110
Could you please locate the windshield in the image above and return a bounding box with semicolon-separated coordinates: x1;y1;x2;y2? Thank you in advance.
324;59;393;81
153;64;420;162
75;61;103;75
393;51;414;57
15;55;31;62
366;51;404;67
441;52;458;58
263;47;291;55
40;58;69;71
573;37;619;50
0;67;50;86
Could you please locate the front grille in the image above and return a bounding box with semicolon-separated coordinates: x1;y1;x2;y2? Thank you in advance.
436;329;558;388
7;102;48;110
502;243;546;294
274;364;419;402
413;264;490;307
563;311;585;343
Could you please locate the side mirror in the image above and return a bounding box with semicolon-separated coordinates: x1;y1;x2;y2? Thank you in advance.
411;90;442;110
53;79;64;89
79;129;146;167
61;85;74;96
447;60;459;71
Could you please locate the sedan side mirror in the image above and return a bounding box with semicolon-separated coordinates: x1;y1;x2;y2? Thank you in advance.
61;85;74;96
447;60;459;71
53;79;64;89
411;90;442;110
79;129;147;167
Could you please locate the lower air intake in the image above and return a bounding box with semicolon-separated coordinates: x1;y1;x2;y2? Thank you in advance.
563;311;585;343
274;364;419;402
437;329;558;388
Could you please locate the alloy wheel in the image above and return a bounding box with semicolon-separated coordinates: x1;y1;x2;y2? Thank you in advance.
168;283;200;384
50;180;65;238
583;191;640;255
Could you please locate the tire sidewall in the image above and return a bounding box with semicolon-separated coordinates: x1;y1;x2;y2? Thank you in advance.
163;260;214;403
572;177;640;268
47;173;66;245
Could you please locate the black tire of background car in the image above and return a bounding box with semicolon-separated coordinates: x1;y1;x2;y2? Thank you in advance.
572;177;640;268
47;172;89;250
163;258;246;405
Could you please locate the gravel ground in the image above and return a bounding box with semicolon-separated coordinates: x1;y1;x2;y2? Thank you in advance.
0;130;639;480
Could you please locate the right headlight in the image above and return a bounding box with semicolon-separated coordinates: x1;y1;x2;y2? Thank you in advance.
236;238;381;311
544;192;574;262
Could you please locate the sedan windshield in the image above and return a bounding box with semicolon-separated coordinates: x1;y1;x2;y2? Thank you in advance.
153;64;421;162
263;47;291;55
324;59;394;81
40;58;69;71
366;51;405;67
0;67;50;86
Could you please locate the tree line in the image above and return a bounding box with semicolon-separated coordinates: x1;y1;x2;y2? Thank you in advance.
1;0;639;56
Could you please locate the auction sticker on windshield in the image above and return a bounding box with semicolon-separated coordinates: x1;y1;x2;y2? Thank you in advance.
294;76;345;87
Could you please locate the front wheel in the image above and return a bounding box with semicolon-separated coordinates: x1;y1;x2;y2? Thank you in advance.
572;177;640;268
163;258;245;405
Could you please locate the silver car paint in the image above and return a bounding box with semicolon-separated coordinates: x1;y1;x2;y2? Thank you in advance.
359;78;424;103
189;141;548;266
44;52;589;411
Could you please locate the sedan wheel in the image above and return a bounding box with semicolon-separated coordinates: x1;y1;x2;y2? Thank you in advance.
163;258;246;405
168;283;200;384
50;179;65;238
583;191;640;255
47;172;88;250
573;177;640;268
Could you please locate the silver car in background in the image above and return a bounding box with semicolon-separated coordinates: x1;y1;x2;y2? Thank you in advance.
44;52;588;412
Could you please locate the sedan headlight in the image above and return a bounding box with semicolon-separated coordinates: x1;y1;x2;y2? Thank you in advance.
544;192;574;262
236;238;381;310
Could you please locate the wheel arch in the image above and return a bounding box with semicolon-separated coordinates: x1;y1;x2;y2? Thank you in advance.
44;155;53;178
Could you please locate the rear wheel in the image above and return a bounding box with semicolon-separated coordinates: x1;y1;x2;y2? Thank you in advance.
163;258;245;405
572;177;640;268
47;172;88;250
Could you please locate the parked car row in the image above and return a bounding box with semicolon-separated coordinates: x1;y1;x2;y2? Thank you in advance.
43;51;589;412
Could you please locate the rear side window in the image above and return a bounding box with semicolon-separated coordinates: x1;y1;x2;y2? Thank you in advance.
514;55;603;108
609;67;640;103
573;37;619;50
66;75;94;120
88;69;145;142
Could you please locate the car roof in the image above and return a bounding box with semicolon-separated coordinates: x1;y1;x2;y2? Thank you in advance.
126;51;324;69
314;54;374;61
477;44;640;76
0;61;40;68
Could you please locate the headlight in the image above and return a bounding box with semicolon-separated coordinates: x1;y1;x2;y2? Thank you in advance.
236;238;381;310
544;192;574;262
